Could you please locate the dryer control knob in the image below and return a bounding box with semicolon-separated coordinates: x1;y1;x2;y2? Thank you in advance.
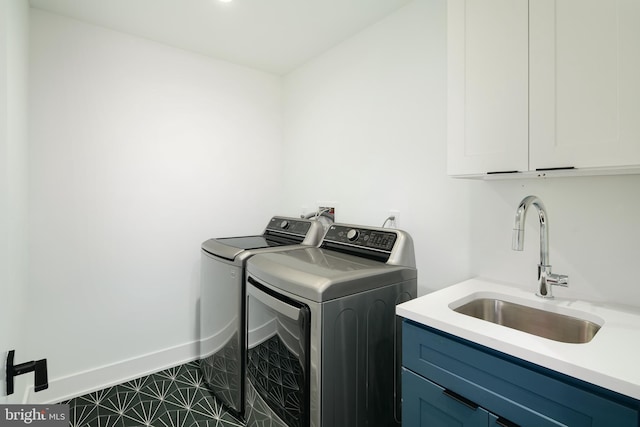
347;229;359;241
280;220;289;229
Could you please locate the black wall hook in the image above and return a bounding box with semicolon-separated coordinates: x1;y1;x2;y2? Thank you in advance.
5;350;48;395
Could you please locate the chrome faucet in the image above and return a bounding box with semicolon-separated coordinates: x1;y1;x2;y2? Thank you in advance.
512;195;569;299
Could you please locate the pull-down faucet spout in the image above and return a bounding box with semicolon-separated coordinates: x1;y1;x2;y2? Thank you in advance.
512;196;568;298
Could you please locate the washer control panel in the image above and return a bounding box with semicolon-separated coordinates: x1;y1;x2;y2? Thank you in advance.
323;225;397;252
265;216;312;237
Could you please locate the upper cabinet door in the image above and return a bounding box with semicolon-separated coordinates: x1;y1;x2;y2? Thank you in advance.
447;0;529;176
530;0;640;170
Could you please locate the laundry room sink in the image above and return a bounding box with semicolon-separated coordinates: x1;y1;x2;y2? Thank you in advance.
450;296;602;344
396;279;640;401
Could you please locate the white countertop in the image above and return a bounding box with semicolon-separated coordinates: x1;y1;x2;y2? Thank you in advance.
396;278;640;401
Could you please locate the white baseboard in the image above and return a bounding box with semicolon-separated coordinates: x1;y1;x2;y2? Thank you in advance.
23;340;200;404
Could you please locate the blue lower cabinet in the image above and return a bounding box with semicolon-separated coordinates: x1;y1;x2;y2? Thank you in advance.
401;320;640;427
403;367;489;426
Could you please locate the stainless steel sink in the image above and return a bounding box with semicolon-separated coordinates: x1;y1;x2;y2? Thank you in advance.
452;298;601;344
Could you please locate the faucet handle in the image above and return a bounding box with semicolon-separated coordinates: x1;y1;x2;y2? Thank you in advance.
547;273;569;287
537;266;569;298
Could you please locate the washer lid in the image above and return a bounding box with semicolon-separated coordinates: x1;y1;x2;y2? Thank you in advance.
201;216;325;261
246;248;417;302
201;235;290;260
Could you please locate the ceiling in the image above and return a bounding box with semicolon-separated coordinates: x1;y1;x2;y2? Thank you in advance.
29;0;413;75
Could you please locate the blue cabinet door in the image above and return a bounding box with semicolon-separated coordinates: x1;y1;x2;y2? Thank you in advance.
403;367;489;427
403;320;640;427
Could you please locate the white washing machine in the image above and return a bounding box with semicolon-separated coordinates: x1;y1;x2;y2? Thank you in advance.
245;223;417;427
199;216;325;420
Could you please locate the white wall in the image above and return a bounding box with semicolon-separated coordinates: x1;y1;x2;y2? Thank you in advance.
468;175;640;306
282;0;640;309
281;0;472;294
27;9;282;401
0;0;30;404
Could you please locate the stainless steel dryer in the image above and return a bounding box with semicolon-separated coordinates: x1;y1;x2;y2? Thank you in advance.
245;224;417;427
199;216;324;419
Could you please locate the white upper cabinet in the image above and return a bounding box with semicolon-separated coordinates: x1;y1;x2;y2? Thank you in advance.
529;0;640;171
448;0;640;178
447;0;529;176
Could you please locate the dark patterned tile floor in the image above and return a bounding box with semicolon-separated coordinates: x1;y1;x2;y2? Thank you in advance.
60;361;245;427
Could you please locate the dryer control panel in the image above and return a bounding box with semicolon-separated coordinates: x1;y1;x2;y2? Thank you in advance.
320;224;415;267
323;225;397;252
